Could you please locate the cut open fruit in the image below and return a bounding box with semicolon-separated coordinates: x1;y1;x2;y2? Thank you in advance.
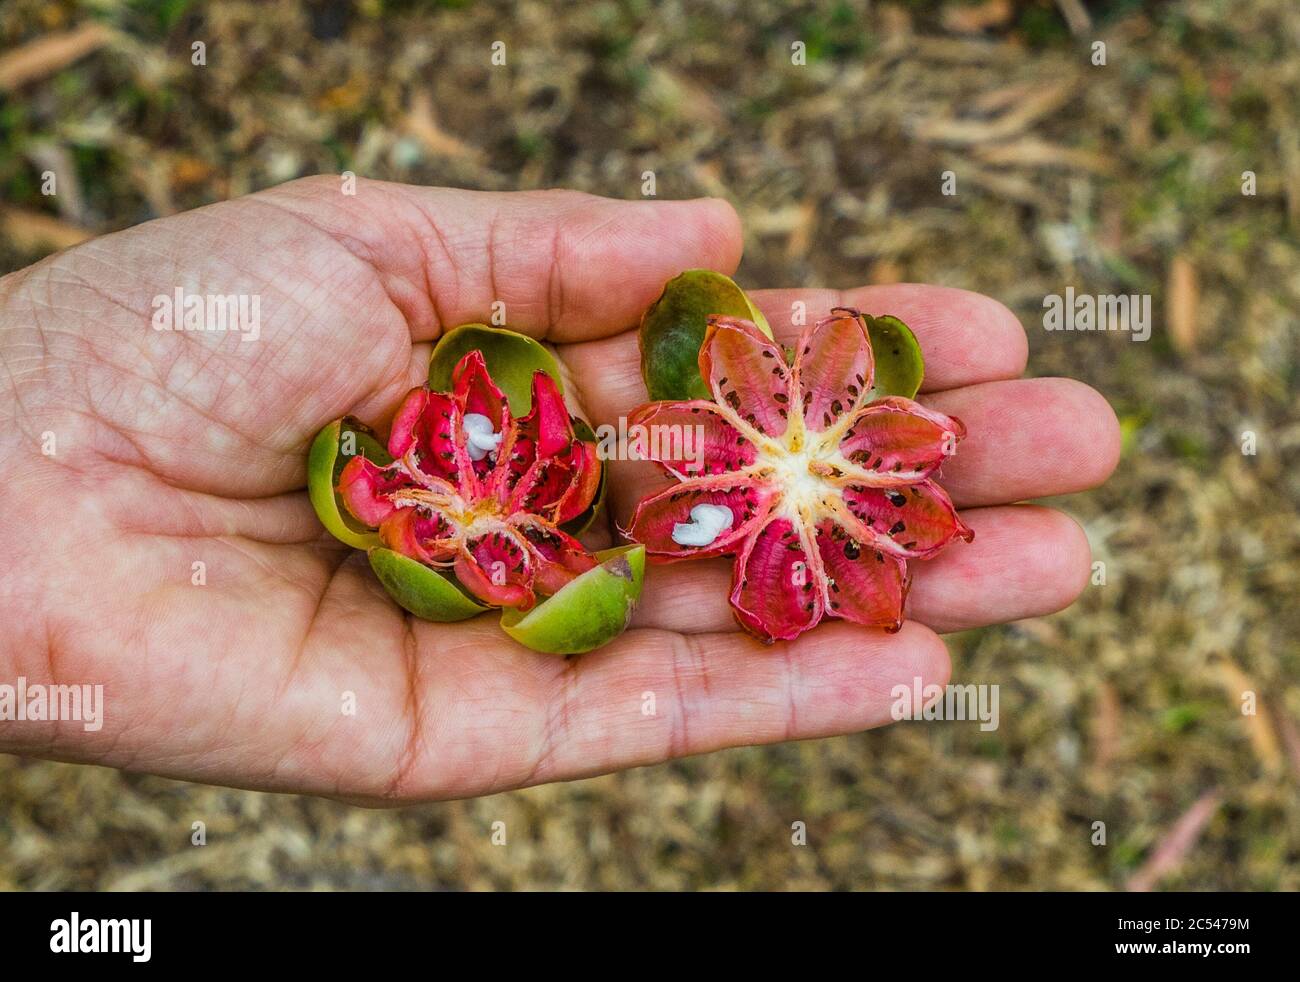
628;290;972;644
308;327;637;655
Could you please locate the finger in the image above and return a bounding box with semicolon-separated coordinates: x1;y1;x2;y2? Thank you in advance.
599;377;1119;531
628;505;1092;634
258;178;744;343
558;329;649;425
525;620;951;786
921;377;1120;508
906;505;1091;633
560;284;1029;423
748;285;1029;392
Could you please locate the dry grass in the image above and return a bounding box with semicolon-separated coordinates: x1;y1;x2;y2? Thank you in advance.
1;0;1297;890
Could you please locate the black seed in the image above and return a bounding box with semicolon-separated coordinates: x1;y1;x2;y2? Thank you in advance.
831;400;842;415
903;541;917;550
887;490;906;507
773;392;788;404
889;521;906;535
843;541;861;560
718;377;728;386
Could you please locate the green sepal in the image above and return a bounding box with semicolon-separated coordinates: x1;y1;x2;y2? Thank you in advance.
863;314;925;400
639;270;772;401
308;417;392;549
499;545;645;655
428;323;562;415
368;547;489;622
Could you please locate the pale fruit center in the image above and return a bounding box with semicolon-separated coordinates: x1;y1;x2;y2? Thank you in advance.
761;426;844;522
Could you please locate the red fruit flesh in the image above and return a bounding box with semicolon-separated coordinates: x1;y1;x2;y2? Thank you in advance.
627;308;972;642
337;351;599;609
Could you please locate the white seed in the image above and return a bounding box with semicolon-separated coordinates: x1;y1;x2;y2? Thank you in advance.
463;412;503;461
671;503;734;547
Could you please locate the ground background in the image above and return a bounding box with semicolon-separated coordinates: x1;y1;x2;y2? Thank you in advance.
0;0;1296;890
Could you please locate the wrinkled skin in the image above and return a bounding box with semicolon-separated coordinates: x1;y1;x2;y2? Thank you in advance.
0;178;1120;803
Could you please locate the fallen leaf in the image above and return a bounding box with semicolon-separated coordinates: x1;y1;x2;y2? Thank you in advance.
914;80;1076;145
942;0;1013;34
1212;655;1282;771
1126;789;1222;892
403;90;481;161
0;205;94;251
0;23;112;92
1268;699;1300;780
974;138;1115;174
1167;254;1198;354
1054;0;1092;36
1091;680;1121;772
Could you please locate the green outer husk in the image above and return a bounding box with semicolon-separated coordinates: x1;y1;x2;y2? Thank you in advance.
639;269;772;401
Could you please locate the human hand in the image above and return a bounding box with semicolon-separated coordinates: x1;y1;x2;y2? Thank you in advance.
0;177;1118;802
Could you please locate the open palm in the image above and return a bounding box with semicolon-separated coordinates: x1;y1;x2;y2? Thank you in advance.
0;177;1118;802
